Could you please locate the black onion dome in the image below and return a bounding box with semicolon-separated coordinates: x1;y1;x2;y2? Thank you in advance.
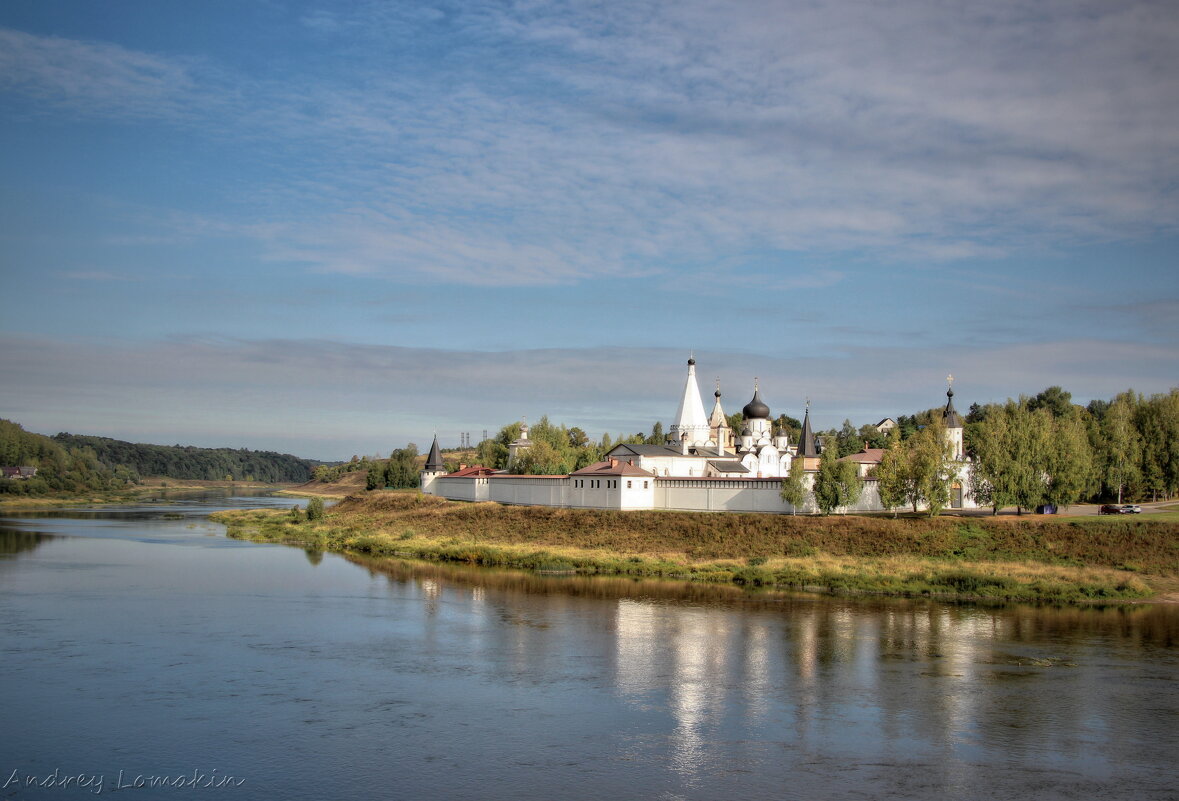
688;357;696;366
742;388;770;419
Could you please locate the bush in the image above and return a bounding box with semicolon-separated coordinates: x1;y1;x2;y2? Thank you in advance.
306;497;325;521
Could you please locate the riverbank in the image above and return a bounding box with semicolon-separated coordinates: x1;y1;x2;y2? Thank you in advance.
272;473;366;500
0;480;291;510
212;492;1179;603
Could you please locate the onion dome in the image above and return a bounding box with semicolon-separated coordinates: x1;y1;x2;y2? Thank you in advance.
742;385;770;419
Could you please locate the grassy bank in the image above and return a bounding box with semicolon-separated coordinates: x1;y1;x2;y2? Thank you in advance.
0;480;288;510
211;493;1179;603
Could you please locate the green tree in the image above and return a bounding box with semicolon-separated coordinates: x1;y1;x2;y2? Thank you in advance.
645;422;665;445
903;420;954;516
384;445;421;489
875;427;907;516
1042;409;1096;509
1102;392;1142;503
513;440;569;475
835;419;864;457
778;458;807;515
1135;389;1179;501
476;438;509;469
1028;386;1074;418
366;462;383;490
811;444;863;515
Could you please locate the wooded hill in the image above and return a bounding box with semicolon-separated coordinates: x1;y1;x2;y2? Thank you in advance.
0;419;133;496
52;432;316;483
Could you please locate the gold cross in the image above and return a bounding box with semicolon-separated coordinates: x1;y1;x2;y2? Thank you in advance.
946;374;954;387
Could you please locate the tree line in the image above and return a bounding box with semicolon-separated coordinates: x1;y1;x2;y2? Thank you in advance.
0;420;135;495
52;433;316;484
965;386;1179;509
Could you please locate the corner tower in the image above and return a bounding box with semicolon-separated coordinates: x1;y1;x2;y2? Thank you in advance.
420;433;447;494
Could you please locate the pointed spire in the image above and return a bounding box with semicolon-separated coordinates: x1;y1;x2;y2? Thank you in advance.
943;375;964;428
798;401;818;457
670;355;710;445
708;379;728;426
425;433;445;472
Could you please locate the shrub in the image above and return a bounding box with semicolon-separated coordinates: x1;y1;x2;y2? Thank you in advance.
306;497;325;521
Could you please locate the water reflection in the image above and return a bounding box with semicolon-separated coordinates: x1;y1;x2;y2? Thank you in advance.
1;502;1176;800
345;553;1179;797
0;528;49;557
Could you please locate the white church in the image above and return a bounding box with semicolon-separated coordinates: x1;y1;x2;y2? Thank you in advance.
420;357;976;514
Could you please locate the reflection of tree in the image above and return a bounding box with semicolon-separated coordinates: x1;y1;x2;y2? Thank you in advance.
0;528;48;557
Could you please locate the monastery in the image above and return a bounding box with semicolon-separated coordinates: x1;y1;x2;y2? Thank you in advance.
420;358;977;514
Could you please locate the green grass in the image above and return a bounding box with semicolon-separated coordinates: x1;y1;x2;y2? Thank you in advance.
209;493;1175;603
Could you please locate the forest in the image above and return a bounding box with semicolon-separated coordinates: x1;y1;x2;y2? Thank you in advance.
51;433;316;484
0;420;134;495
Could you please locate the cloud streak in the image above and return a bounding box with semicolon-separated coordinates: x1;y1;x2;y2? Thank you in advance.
4;0;1177;287
3;334;1175;459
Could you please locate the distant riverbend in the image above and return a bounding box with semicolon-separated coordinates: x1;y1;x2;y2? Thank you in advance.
212;492;1179;604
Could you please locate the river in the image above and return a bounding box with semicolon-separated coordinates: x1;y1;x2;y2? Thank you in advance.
1;491;1176;800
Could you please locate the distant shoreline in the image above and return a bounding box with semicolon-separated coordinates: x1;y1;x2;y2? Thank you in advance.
211;492;1179;605
0;480;294;510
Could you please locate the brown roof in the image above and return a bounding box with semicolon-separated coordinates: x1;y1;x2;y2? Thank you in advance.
571;459;655;478
839;448;885;464
442;465;497;477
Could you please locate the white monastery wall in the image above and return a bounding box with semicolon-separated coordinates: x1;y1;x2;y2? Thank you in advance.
654;478;799;514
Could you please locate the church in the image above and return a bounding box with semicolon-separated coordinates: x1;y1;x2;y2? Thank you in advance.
420;357;977;514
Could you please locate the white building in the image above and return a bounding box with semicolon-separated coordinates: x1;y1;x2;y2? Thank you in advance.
420;358;978;514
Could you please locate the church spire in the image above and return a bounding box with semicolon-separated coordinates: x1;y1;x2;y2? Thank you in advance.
797;399;818;458
669;355;710;446
943;374;964;428
424;433;445;472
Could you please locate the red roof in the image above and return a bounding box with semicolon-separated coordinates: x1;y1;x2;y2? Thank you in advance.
571;459;654;478
839;448;885;464
443;465;498;477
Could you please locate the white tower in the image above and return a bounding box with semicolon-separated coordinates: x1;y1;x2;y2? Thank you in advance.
420;433;447;494
668;357;711;446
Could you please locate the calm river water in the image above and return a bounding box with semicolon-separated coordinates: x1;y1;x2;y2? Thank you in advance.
1;492;1176;800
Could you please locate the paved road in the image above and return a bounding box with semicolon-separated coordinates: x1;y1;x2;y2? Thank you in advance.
944;502;1172;517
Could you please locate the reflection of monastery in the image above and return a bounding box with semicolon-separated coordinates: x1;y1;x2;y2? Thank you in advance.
421;358;976;514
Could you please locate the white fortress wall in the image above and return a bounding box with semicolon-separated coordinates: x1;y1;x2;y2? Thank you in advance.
485;476;569;507
654;478;798;514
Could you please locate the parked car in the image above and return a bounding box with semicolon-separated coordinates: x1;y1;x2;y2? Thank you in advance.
1035;504;1057;514
1100;504;1142;514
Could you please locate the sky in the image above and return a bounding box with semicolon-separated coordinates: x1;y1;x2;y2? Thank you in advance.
1;0;1177;461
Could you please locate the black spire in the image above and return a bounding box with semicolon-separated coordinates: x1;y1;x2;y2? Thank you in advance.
943;375;964;428
424;434;445;472
797;402;818;457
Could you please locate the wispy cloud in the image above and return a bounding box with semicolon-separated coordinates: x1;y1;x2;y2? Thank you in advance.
59;270;137;282
0;27;217;121
3;334;1175;458
5;0;1176;288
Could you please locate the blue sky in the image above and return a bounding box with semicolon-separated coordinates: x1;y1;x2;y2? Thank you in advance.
1;0;1177;460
